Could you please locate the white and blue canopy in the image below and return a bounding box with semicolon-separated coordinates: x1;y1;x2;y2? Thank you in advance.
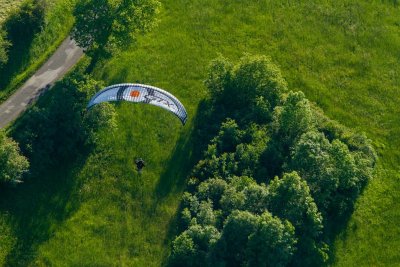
87;83;188;125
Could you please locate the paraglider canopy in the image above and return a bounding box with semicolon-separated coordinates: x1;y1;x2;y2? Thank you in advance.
87;83;188;125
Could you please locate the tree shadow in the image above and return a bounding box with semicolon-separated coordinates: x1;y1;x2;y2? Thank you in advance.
325;187;369;265
0;73;91;265
0;1;45;91
153;127;196;200
0;158;85;266
151;100;227;266
154;99;222;201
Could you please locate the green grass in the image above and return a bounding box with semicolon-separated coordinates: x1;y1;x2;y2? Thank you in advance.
1;0;400;266
0;0;75;102
0;0;24;23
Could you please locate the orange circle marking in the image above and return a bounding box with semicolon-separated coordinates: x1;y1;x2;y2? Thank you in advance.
130;90;140;97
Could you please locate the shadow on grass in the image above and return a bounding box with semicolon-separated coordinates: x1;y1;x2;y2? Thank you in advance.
0;71;91;265
0;158;85;266
152;100;226;266
325;187;370;265
0;39;33;91
0;1;44;91
154;99;220;201
154;127;197;200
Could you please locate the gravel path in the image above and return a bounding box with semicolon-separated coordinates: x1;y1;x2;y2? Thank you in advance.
0;37;83;128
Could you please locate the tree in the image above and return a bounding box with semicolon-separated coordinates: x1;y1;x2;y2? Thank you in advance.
272;91;315;151
0;30;11;67
289;131;336;213
0;131;29;184
268;172;322;238
327;139;362;217
170;232;197;267
83;102;117;146
217;210;259;266
170;224;220;267
268;172;327;266
72;0;160;57
242;183;269;214
196;178;228;208
204;55;288;125
170;55;377;266
246;211;297;267
260;91;315;179
12;72;116;167
232;55;288;111
212;119;243;153
289;131;368;218
205;56;233;100
219;186;246;216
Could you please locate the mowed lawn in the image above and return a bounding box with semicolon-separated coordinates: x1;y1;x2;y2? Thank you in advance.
1;0;399;266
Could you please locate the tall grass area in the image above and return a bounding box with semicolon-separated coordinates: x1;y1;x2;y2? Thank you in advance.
0;0;75;101
0;0;24;23
1;0;399;266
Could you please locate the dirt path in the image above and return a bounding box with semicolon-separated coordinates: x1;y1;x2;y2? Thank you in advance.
0;37;83;128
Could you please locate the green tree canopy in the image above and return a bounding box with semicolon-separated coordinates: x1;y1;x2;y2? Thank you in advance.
0;30;11;66
272;91;315;150
0;131;29;184
289;131;336;213
170;55;377;267
72;0;160;57
171;224;220;267
246;211;297;267
205;55;288;125
217;210;259;265
268;171;322;238
13;72;116;167
268;172;328;266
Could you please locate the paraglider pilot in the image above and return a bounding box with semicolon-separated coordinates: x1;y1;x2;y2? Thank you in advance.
135;158;146;172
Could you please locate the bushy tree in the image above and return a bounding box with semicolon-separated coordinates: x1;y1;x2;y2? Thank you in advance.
196;178;228;208
205;55;288;125
0;131;29;184
246;211;297;267
219;186;246;216
0;30;11;67
268;172;322;238
72;0;160;57
171;55;377;266
216;210;259;265
272;91;315;150
83;102;117;146
13;72;116;167
260;91;315;179
205;56;233;99
212;119;243;153
232;55;287;111
289;131;370;218
268;172;327;265
170;232;197;266
289;131;336;213
192;152;237;181
193;120;269;181
242;183;269;214
170;224;220;267
214;210;296;267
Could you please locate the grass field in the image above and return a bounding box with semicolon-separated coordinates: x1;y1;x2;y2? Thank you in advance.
1;0;399;266
0;0;24;23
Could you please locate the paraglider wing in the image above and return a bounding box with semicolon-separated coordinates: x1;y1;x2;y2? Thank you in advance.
87;83;188;125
